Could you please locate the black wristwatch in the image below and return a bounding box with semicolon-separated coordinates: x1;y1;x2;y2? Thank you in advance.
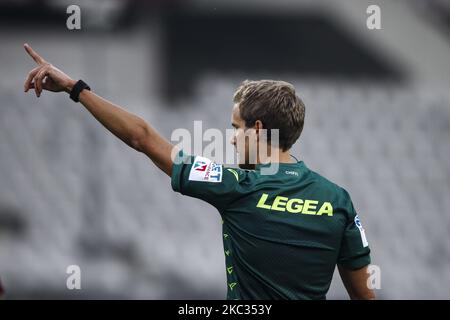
70;80;91;102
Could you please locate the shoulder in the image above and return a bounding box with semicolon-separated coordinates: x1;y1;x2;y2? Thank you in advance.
309;168;346;193
222;166;257;186
305;168;354;205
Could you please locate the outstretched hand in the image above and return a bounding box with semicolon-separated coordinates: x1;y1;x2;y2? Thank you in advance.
23;43;76;97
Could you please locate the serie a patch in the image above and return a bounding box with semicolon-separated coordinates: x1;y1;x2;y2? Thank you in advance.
188;156;223;183
355;215;369;248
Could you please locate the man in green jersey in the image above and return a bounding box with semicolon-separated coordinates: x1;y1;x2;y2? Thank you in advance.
23;43;375;300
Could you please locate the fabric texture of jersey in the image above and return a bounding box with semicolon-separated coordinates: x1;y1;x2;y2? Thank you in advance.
171;150;371;300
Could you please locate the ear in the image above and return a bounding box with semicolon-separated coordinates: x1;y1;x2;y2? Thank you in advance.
254;120;264;141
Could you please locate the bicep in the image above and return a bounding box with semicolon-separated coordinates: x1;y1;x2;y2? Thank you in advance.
137;125;175;177
171;155;243;210
338;265;375;300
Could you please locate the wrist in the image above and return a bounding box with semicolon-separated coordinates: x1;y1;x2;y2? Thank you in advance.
69;80;91;102
64;79;77;94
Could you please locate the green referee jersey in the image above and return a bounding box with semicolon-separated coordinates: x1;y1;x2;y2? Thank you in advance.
171;150;371;300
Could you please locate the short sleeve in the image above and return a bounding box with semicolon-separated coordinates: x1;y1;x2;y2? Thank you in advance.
337;190;371;270
171;150;247;211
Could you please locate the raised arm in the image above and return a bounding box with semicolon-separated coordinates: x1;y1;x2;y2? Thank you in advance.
338;265;376;300
23;43;174;176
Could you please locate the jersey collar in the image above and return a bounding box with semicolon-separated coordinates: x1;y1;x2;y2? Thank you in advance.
255;160;306;171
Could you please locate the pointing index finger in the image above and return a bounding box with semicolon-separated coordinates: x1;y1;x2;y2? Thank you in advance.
24;43;46;65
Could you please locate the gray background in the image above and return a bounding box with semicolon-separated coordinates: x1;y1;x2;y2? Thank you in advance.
0;0;449;299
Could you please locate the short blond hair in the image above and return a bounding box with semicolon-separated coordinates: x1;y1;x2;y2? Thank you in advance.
233;80;305;151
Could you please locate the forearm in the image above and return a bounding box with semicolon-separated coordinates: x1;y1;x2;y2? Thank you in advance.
78;89;174;175
22;44;174;176
78;89;147;149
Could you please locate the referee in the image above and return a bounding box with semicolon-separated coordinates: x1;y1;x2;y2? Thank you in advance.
23;43;375;300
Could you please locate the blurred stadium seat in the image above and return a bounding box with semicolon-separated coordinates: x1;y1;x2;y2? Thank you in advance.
0;0;449;300
1;78;449;298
